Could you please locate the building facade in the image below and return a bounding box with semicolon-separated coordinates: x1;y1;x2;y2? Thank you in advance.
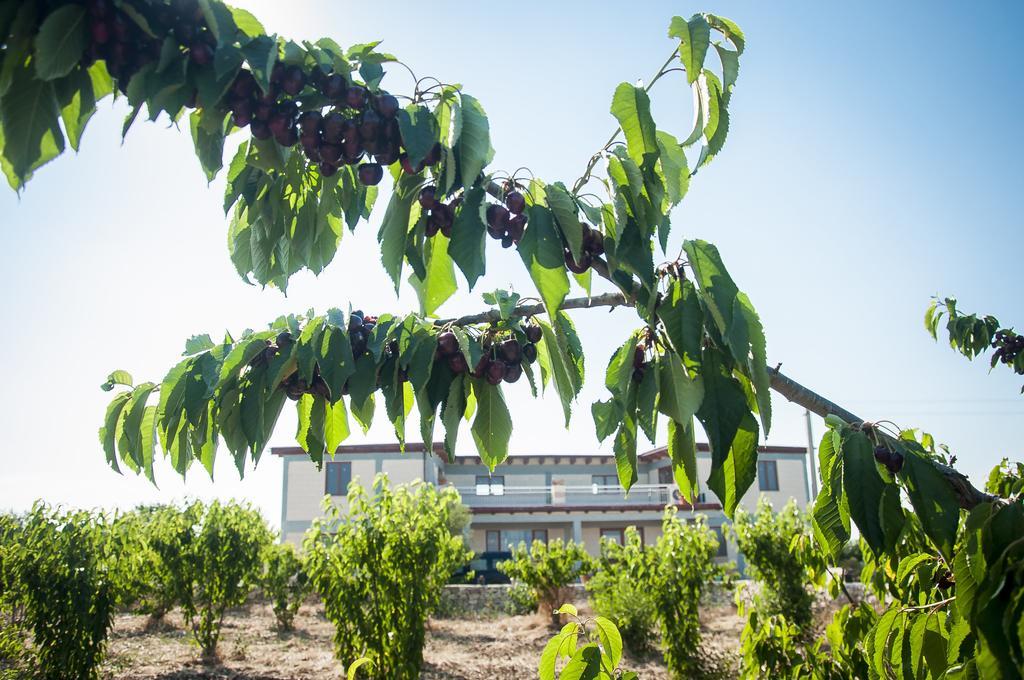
274;441;811;570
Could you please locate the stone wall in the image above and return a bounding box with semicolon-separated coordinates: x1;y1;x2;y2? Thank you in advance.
435;582;736;618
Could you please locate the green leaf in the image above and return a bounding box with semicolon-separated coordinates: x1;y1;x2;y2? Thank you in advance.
610;83;659;170
605;336;638;393
55;63;111;152
593;616;623;670
318;325;355;404
241;35;278;94
346;657;373;680
0;59;65;187
296;394;328;465
455;92;491;185
655;130;690;207
470;379;512;469
189;108;228;182
841;431;887;556
441;374;467;461
591;398;623;443
410;233;457;316
101;370;134;391
667;417;699;502
448;185;487;288
636;363;659;443
99;393;132;473
397;104;440;167
812;428;850;559
120;383;157;470
657;351;704;424
900;448;961;560
33;4;88;81
545;182;584;263
732;292;771;434
561;644;602;680
538;317;580;427
695;347;758;517
614;402;639;492
669;14;711;85
518;204;569;318
377;172;419;291
657;279;703;370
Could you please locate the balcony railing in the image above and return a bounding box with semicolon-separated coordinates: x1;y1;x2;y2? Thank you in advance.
451;483;707;508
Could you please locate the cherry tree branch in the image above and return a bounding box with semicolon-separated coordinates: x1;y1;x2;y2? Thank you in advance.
435;292;628;327
439;288;997;510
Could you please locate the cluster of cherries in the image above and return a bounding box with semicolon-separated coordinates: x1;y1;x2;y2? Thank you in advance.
992;330;1024;368
228;63;429;184
564;224;605;274
631;342;652;383
81;0;210;91
418;186;460;238
485;190;529;248
873;445;905;474
435;323;542;386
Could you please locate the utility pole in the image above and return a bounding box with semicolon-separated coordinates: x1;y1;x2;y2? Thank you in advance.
805;409;819;500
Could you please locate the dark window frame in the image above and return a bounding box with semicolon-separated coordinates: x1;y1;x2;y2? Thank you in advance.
758;460;779;491
600;528;626;545
475;475;506;496
325;461;352;496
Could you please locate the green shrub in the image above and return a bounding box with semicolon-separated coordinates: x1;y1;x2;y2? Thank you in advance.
732;499;828;678
497;539;592;616
505;580;539;616
586;527;658;655
648;510;728;678
304;476;472;680
109;505;186;620
3;504;117;680
149;500;272;657
261;542;308;631
732;499;823;632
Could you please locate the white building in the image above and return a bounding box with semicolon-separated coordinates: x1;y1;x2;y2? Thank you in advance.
275;442;811;572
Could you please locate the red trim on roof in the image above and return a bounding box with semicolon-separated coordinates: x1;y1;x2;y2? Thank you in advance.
272;442;806;459
469;502;723;515
638;443;807;462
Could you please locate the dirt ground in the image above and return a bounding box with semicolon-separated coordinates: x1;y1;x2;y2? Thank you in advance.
99;600;746;679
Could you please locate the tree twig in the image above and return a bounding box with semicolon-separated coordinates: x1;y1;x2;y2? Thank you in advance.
434;292;627;327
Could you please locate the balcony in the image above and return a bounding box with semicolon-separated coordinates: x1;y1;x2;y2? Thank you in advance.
451;483;710;511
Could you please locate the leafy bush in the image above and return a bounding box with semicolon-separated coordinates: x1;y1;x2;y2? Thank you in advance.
304;476;472;680
2;504;117;679
107;505;182;619
732;499;823;632
498;539;592;617
586;527;658;655
650;510;728;677
148;500;272;657
505;580;539;616
261;542;308;631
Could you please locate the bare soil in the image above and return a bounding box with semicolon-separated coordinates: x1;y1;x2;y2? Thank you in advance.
99;601;746;679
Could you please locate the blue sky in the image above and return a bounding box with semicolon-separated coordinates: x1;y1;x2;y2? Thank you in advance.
1;1;1021;525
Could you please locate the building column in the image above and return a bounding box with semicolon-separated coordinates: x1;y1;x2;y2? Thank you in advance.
572;518;583;544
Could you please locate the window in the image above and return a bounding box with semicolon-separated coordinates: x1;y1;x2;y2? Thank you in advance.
658;466;672;484
475;475;505;496
485;529;543;552
600;528;625;545
712;526;729;557
325;461;352;496
757;460;779;491
592;474;619;494
486;530;501;552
